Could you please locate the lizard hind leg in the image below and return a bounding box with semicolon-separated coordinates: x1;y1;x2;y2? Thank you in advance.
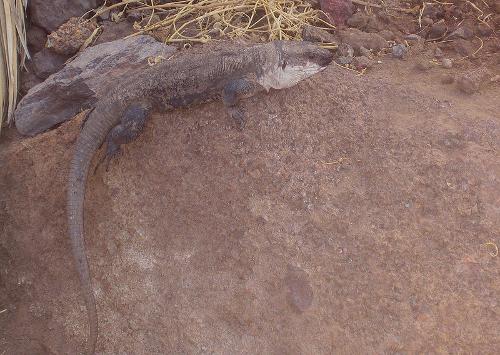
102;102;152;171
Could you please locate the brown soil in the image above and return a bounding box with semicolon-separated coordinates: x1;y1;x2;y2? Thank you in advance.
1;54;499;354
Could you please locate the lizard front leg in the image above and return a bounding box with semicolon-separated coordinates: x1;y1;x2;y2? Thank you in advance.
223;79;265;128
102;102;152;171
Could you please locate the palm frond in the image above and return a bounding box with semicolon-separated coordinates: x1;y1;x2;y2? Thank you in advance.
0;0;28;134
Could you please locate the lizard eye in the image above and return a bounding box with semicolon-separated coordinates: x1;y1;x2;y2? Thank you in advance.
281;60;287;70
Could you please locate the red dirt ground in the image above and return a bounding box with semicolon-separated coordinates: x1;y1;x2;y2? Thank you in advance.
1;54;499;354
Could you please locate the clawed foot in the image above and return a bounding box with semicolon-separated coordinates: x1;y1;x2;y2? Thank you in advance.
104;144;121;172
93;145;121;175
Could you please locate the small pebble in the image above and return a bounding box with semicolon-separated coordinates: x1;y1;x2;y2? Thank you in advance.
404;34;421;41
422;17;434;26
441;58;453;69
392;44;407;59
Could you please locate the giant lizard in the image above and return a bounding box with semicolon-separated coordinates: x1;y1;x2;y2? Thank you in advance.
67;40;333;354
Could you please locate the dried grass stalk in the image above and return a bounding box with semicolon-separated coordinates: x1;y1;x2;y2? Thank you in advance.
94;0;335;45
0;0;28;133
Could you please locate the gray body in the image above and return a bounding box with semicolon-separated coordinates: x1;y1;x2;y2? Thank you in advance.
67;40;332;354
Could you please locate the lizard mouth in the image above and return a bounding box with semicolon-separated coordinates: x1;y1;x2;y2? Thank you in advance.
258;61;325;90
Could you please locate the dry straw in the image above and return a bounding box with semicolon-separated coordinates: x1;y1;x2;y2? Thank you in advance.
94;0;336;45
0;0;28;133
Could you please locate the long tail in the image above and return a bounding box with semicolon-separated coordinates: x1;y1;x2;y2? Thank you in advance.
67;104;120;354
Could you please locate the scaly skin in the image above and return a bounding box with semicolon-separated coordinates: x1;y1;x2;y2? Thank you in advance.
67;40;332;354
67;101;120;355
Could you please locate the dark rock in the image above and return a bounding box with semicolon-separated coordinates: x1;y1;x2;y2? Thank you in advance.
46;17;99;55
29;0;100;33
15;36;177;136
31;48;68;79
26;25;47;53
428;22;447;39
378;29;395;41
448;26;474;40
302;25;337;43
352;56;375;70
441;74;455;84
338;28;387;52
392;44;407;59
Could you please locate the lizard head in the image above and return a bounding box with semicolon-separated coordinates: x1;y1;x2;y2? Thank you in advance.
257;40;333;91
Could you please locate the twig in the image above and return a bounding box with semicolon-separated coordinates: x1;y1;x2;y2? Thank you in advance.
471;35;484;56
120;0;335;45
418;2;427;28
